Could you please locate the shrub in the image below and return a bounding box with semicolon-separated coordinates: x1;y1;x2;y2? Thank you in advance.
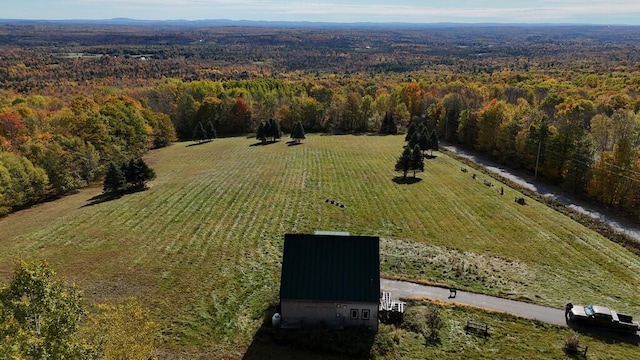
402;305;443;341
564;333;580;353
371;326;398;359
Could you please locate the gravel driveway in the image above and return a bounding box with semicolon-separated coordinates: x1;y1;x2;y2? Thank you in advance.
381;278;567;326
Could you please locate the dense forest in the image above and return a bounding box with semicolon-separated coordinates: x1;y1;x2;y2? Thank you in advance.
0;23;639;218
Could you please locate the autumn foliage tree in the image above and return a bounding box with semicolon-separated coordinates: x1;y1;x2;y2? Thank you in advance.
82;299;158;360
0;152;49;215
0;261;95;359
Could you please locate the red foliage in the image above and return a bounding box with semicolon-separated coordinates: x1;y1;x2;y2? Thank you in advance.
0;111;27;139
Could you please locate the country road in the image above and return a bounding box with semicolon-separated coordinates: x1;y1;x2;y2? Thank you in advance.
381;278;567;326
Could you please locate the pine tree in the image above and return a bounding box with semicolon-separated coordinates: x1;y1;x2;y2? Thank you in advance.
410;144;425;177
130;158;156;189
205;121;217;141
291;121;306;143
426;129;439;156
408;123;428;151
405;119;418;142
103;161;126;194
395;146;412;178
267;118;282;142
380;112;397;135
194;121;207;143
256;122;266;144
123;158;140;187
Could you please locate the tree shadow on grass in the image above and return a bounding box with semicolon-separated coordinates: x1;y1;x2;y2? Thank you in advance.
186;140;213;147
82;187;148;208
83;192;122;207
287;142;303;147
250;140;279;147
392;176;423;185
242;306;375;359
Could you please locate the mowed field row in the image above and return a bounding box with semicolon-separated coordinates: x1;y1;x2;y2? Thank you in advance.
1;134;639;357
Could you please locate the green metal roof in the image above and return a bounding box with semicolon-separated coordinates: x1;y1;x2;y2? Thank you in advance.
280;233;380;303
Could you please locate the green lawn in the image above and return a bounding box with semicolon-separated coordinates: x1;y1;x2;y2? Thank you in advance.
0;134;638;358
379;300;639;360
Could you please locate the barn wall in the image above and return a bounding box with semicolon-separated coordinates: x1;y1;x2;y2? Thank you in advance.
281;299;378;331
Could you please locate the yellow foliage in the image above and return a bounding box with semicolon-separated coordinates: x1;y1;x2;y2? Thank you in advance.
83;299;158;360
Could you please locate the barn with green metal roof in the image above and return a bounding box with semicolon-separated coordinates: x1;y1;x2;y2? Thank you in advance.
279;232;380;331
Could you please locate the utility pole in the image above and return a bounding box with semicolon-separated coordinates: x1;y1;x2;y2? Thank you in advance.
535;141;542;179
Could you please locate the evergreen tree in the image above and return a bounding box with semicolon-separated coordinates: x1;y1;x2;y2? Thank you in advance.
267;118;282;142
411;124;428;151
291;121;306;143
123;158;140;187
103;159;155;193
380;112;397;135
256;122;266;144
129;158;156;190
405;118;419;142
103;161;126;194
394;146;412;178
410;144;425;177
194;121;207;143
426;129;439;156
205;121;217;141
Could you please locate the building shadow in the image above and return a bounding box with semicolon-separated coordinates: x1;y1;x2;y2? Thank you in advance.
242;306;375;359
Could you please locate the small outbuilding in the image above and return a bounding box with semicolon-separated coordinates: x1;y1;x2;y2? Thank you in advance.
279;232;380;331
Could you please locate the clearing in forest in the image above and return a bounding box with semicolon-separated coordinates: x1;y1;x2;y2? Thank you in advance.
0;134;638;357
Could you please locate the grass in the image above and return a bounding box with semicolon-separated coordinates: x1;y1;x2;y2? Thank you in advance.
0;134;639;358
374;300;639;360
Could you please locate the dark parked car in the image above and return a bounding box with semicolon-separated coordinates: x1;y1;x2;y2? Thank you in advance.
569;304;639;333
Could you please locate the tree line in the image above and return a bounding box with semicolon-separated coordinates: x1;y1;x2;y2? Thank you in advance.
2;64;640;217
0;92;175;215
139;76;639;216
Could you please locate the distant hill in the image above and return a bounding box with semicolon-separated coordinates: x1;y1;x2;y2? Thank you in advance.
0;17;604;29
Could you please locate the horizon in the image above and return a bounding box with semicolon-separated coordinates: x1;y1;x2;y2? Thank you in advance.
4;1;640;26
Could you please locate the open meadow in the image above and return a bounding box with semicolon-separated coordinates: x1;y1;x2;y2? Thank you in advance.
1;134;639;358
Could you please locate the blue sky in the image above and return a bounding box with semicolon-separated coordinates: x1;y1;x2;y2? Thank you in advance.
4;0;640;24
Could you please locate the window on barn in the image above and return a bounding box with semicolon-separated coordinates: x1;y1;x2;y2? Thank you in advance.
350;309;359;319
362;309;370;320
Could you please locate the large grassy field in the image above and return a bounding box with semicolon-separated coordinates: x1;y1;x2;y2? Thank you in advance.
1;135;639;358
